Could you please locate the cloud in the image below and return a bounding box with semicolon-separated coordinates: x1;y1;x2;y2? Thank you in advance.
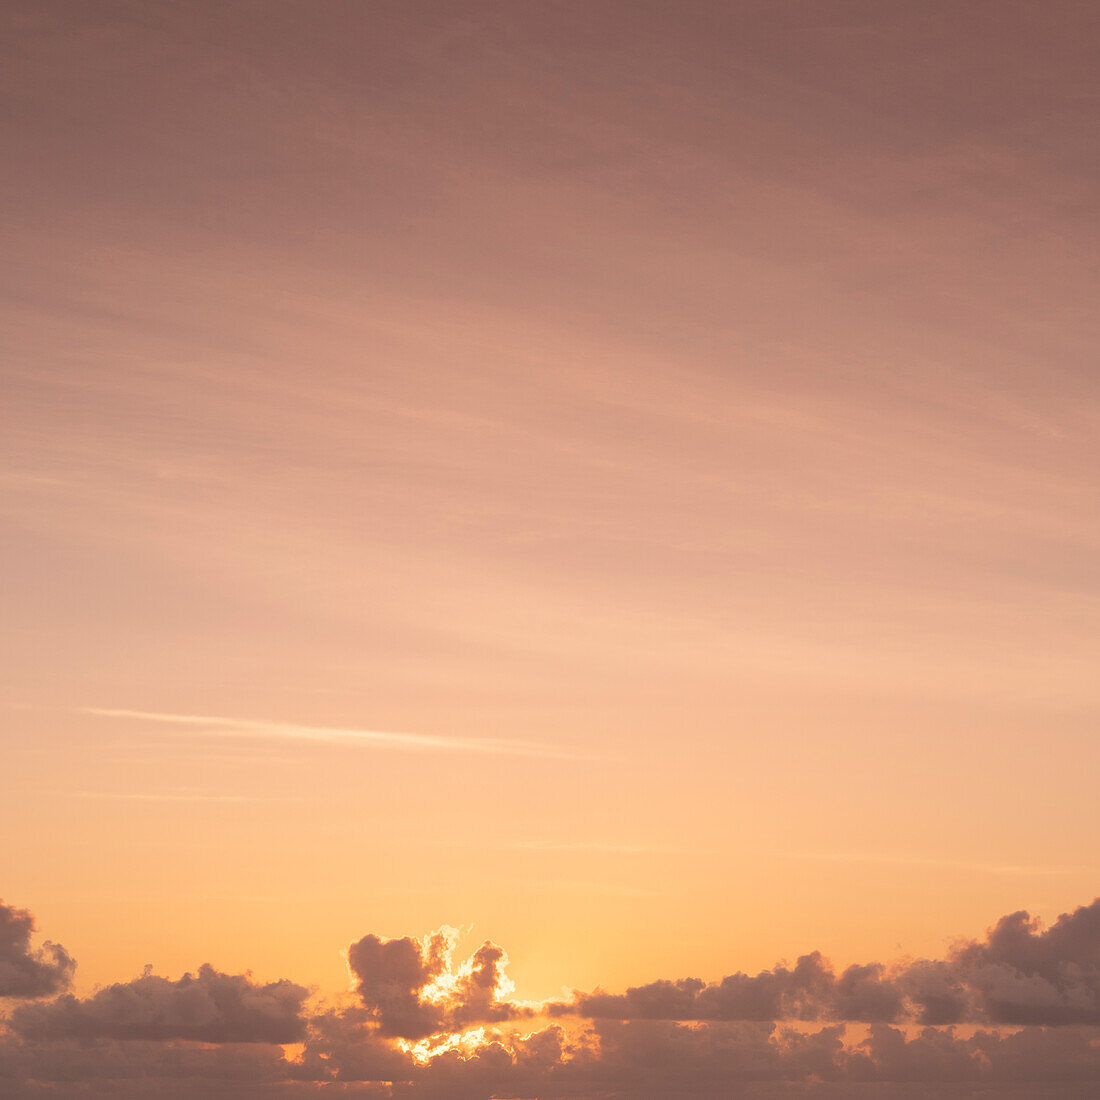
70;791;259;803
940;899;1100;1026
783;851;1079;877
346;931;448;1040
555;899;1100;1028
293;1016;1100;1098
509;841;700;854
81;707;573;758
346;927;532;1040
6;1019;1100;1099
0;901;74;999
9;964;309;1043
289;1004;418;1084
558;952;906;1023
0;1033;298;1099
3;897;1100;1097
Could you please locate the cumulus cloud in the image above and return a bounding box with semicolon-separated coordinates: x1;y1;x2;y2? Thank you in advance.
346;927;532;1039
9;964;309;1043
555;898;1100;1028
562;951;906;1023
0;901;75;999
947;900;1100;1025
2;897;1100;1097
896;899;1100;1026
346;931;447;1039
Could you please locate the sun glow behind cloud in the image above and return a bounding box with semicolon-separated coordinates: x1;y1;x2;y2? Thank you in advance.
6;896;1100;1095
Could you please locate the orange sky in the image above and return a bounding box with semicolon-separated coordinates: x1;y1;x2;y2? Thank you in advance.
2;0;1098;1024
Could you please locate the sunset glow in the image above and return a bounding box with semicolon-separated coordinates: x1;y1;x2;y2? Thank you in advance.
2;1;1099;1096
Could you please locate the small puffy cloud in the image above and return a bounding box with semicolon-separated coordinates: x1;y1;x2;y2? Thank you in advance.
0;900;75;999
9;964;309;1043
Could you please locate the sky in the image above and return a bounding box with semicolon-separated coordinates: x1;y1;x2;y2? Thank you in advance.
2;1;1099;1096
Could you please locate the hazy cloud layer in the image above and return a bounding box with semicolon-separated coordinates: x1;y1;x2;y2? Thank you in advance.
5;1020;1100;1098
0;901;74;1000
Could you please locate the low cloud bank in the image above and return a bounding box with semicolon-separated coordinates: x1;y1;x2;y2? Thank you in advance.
4;1018;1100;1098
9;964;310;1043
554;898;1100;1027
1;895;1098;1097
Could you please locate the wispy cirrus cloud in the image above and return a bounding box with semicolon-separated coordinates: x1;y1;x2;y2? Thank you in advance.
510;841;704;855
521;880;659;898
69;790;260;804
782;851;1082;877
80;707;577;759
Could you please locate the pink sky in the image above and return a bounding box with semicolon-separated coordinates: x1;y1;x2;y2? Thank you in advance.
2;2;1098;1095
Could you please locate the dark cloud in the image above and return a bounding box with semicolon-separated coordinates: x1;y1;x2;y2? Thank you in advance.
289;1004;418;1084
0;1031;302;1100
557;899;1100;1028
292;1015;1100;1099
5;1018;1100;1099
347;931;447;1039
0;900;75;999
2;896;1100;1097
947;900;1100;1025
346;927;532;1039
560;951;906;1023
451;941;515;1026
9;963;309;1043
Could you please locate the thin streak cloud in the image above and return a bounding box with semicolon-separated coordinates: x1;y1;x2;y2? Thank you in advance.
783;852;1082;876
71;791;260;804
511;841;704;854
81;707;577;759
522;880;659;898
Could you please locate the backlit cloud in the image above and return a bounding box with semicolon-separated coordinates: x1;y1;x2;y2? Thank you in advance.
1;897;1099;1096
346;927;533;1039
